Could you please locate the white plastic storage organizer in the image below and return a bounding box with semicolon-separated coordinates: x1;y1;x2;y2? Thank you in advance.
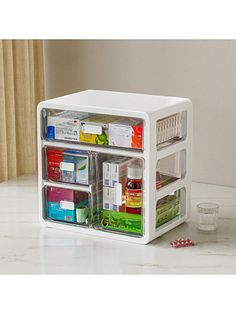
37;90;192;244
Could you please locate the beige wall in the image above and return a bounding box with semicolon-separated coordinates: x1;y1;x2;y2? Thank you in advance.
44;40;236;187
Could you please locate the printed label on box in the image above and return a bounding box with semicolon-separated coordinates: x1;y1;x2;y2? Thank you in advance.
82;124;102;135
103;187;111;210
60;201;75;210
60;162;75;171
103;161;111;186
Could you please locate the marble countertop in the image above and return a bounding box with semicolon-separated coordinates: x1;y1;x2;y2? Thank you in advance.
0;175;236;274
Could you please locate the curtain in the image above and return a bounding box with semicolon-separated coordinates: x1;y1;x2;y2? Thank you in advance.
0;40;44;182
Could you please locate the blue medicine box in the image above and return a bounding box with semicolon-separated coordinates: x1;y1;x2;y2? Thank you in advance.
48;202;76;222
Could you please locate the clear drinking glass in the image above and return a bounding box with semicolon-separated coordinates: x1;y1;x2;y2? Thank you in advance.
197;203;219;231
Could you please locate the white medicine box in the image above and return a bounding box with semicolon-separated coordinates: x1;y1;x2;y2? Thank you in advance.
37;90;192;244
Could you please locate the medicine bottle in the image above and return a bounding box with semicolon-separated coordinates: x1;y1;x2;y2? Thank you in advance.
125;163;142;214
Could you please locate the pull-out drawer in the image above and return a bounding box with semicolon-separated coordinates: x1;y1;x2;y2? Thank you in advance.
43;186;97;226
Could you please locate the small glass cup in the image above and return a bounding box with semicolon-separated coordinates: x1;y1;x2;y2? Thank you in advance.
197;203;219;231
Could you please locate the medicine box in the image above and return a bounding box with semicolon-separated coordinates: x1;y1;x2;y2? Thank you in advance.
47;111;90;142
61;155;75;183
110;157;130;187
47;187;89;223
156;190;180;227
100;209;142;235
102;185;126;212
48;202;76;222
80;114;119;145
102;157;131;212
102;159;114;187
63;150;89;185
109;118;143;149
47;148;89;185
47;149;63;182
75;154;89;185
102;157;131;187
103;186;113;210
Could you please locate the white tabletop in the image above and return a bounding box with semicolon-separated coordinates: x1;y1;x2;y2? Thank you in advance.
0;175;235;274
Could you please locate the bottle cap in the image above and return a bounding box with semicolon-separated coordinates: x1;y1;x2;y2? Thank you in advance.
128;164;142;179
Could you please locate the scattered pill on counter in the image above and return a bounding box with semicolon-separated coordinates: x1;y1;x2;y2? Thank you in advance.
170;238;195;248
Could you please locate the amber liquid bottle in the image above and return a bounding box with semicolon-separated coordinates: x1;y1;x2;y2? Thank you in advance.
125;164;142;215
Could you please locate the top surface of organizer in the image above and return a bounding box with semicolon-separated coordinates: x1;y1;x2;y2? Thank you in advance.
41;90;189;115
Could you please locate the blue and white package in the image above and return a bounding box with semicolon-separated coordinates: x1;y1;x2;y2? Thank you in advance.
47;111;90;142
48;201;76;222
60;155;75;183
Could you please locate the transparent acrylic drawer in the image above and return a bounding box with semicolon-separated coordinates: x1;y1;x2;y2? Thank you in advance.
43;186;97;226
156;111;187;149
156;150;186;190
94;155;144;236
43;147;95;186
41;109;144;150
156;189;185;229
